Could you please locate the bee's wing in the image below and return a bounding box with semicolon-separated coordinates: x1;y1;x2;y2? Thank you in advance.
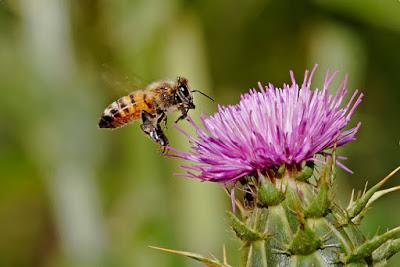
100;63;149;95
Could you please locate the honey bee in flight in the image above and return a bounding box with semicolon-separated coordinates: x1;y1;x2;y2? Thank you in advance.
98;76;213;151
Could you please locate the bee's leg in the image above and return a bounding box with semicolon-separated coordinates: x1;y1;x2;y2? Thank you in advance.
174;108;189;124
156;111;168;129
151;124;169;152
140;110;156;136
141;110;169;150
155;111;169;150
162;115;168;129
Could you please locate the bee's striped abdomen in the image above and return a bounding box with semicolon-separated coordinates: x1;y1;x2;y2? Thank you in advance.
98;92;155;128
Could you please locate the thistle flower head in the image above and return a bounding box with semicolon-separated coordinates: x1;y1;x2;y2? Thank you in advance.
169;66;363;183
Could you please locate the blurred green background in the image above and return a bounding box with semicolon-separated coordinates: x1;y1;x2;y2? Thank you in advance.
0;1;399;266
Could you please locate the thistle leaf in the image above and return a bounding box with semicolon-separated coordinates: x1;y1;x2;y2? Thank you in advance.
353;185;400;224
345;226;400;263
347;166;400;219
372;238;400;264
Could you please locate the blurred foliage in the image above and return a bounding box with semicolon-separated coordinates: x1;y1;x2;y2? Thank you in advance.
0;0;399;266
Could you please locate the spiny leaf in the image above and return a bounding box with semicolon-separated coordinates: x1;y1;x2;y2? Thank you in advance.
347;166;400;219
372;238;400;263
353;185;400;224
345;226;400;263
149;246;232;267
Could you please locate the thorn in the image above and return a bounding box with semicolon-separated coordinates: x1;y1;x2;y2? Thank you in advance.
363;181;369;195
366;185;400;209
348;189;355;209
149;246;232;267
356;189;362;201
222;245;228;265
374;226;382;237
380;166;400;185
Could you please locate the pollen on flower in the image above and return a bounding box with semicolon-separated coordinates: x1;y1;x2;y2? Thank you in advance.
168;65;363;183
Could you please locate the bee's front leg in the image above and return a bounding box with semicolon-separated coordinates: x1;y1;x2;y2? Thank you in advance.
175;107;189;124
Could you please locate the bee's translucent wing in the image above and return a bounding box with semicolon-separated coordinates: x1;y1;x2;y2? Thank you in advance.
100;63;149;94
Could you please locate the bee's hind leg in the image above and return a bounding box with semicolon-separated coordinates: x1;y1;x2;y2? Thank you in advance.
152;124;169;153
140;110;169;150
140;110;156;135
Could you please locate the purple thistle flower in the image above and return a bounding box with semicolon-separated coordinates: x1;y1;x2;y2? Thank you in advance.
168;65;363;183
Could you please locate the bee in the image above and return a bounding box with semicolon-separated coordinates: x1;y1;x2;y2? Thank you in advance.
98;76;212;151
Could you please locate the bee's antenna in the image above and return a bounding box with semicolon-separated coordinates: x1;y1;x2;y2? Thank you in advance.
191;90;215;102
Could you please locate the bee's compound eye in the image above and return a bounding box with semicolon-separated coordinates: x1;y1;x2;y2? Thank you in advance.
179;85;190;97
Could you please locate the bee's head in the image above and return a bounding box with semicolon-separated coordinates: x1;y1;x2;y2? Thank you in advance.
176;76;195;109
